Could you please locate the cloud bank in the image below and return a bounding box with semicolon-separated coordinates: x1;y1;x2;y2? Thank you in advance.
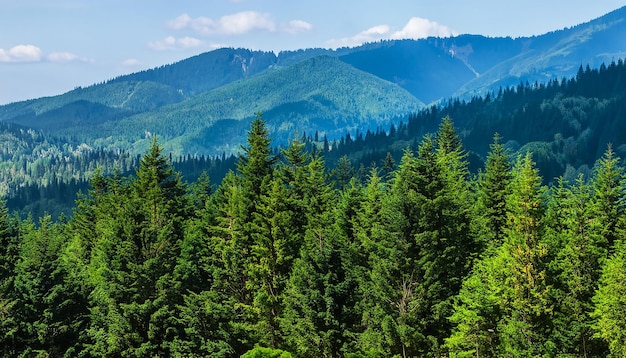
326;17;456;48
0;45;42;62
147;36;206;51
167;11;312;35
0;44;91;63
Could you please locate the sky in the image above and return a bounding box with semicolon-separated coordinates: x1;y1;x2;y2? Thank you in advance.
1;0;625;105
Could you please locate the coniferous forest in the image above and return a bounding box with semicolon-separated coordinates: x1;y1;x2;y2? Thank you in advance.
2;113;626;357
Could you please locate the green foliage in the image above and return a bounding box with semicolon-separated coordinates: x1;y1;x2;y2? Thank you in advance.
475;133;512;251
592;240;626;357
4;116;626;357
241;346;293;358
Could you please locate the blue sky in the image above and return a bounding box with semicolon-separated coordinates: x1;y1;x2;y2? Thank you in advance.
1;0;625;105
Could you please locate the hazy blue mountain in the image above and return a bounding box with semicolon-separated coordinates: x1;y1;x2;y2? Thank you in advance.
1;6;625;158
448;6;626;99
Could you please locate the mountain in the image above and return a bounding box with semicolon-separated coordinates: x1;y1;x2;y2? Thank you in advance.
1;56;422;156
1;7;626;159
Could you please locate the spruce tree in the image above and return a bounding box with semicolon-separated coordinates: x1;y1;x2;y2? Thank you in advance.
475;133;512;252
498;153;554;356
0;200;20;356
548;175;608;356
592;240;626;357
449;153;553;357
85;139;188;356
280;154;360;356
355;167;416;357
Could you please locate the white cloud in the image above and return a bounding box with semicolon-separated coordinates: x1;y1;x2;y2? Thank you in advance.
0;44;42;62
168;11;274;35
167;13;194;30
326;17;456;48
0;44;92;63
147;36;205;51
219;11;276;34
282;20;313;34
47;51;93;63
391;17;455;39
167;11;312;36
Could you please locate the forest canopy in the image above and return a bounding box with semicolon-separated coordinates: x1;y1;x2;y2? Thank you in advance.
1;115;626;357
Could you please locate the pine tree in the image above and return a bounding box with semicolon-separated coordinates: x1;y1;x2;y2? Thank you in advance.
380;118;477;356
237;113;277;204
203;171;253;355
248;177;299;347
281;155;358;357
475;133;512;252
355;167;418;357
10;216;80;356
592;240;626;357
0;200;21;356
590;145;626;251
85;139;189;356
447;253;507;357
498;153;554;356
548;175;608;356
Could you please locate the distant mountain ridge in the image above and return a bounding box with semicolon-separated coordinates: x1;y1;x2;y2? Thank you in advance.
1;6;626;157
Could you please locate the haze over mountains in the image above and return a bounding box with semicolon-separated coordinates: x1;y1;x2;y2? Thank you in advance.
1;6;626;158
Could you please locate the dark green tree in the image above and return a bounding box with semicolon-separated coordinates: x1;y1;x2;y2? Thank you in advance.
85;139;188;356
475;133;512;252
448;153;553;357
590;145;626;252
547;175;608;356
281;155;359;357
385;117;476;356
0;200;21;356
10;216;80;356
237;113;277;203
498;153;554;356
354;167;417;357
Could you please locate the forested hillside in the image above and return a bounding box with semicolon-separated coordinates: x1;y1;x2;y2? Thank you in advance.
323;59;626;184
1;116;626;356
4;56;626;220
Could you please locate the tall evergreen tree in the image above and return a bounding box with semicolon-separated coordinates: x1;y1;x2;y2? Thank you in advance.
592;240;626;357
237;113;277;204
10;216;80;356
498;153;554;356
85;139;188;356
475;133;512;252
385;117;477;356
590;145;626;252
281;155;358;357
547;175;609;356
449;153;553;357
354;167;417;357
0;200;21;356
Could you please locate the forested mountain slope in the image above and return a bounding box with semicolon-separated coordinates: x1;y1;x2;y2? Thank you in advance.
88;55;423;156
324;59;626;183
4;56;626;219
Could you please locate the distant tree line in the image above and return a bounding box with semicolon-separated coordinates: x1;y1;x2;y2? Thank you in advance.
322;59;626;184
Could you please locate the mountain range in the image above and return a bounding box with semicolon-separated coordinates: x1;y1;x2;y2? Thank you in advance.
1;6;626;158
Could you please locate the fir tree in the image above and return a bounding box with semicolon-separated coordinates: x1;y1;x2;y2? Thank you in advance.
498;153;554;356
475;133;512;252
592;240;626;357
